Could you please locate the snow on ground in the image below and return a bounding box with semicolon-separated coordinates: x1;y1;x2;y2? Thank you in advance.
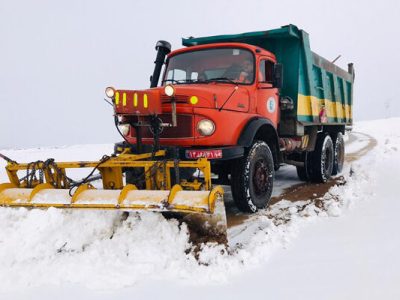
0;118;400;299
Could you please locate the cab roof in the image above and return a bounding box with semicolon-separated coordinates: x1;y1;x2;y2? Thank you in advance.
168;42;275;60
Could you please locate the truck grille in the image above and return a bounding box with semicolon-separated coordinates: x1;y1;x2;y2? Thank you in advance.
160;95;189;104
140;114;193;138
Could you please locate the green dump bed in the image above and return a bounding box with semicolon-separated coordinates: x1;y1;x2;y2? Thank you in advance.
182;25;354;135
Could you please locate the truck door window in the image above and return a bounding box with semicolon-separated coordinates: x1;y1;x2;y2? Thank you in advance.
259;60;274;83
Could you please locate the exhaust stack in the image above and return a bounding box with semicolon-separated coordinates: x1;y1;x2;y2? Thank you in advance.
150;40;171;88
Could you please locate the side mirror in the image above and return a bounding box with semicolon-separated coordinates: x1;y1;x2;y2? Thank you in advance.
273;63;283;89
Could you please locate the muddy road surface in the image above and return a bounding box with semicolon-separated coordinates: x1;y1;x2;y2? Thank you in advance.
225;132;377;229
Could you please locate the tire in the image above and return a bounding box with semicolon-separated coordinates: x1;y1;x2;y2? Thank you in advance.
296;152;310;181
309;133;334;183
231;140;274;213
332;132;345;175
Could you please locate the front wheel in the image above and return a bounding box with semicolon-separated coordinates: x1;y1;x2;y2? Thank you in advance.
231;141;274;213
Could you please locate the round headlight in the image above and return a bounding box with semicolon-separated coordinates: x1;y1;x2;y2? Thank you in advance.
164;84;175;97
118;124;130;136
105;87;115;98
197;119;215;136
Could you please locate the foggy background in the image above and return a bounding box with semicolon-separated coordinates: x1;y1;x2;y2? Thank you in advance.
1;0;399;149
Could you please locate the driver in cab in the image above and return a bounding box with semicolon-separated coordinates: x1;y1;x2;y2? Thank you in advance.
237;59;253;83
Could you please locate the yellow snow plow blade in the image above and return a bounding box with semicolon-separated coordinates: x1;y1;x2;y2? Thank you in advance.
0;150;227;241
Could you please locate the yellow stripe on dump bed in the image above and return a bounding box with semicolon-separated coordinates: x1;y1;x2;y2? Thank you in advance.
297;94;352;121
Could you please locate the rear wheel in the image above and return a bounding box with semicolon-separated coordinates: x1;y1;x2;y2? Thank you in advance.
231;141;274;213
309;133;334;183
332;132;345;175
296;152;310;181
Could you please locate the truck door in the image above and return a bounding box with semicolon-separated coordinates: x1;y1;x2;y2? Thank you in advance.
256;58;279;127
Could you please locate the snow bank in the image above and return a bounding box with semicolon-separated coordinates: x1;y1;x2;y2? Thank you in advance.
0;118;398;293
0;209;195;290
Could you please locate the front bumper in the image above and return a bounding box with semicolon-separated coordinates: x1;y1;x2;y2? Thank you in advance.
114;142;244;161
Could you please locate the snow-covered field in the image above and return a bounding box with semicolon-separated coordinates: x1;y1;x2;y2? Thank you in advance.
0;118;399;299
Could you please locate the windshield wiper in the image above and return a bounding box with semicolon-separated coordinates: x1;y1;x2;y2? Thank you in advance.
177;79;205;84
206;77;237;84
162;79;208;85
163;77;238;85
162;79;180;84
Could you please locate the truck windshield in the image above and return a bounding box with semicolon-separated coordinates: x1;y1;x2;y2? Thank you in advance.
163;48;254;85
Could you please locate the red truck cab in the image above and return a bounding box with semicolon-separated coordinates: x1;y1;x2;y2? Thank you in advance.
113;42;282;163
110;38;285;214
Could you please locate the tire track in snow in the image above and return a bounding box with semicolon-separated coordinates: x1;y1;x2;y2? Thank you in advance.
345;132;377;163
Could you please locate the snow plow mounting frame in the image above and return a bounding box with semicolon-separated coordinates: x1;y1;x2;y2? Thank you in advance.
0;150;223;215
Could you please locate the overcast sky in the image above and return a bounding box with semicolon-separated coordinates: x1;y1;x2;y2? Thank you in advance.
1;0;399;149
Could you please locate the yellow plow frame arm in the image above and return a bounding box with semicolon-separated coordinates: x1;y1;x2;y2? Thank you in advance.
0;150;227;241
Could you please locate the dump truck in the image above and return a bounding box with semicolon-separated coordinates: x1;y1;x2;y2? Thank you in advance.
0;25;354;241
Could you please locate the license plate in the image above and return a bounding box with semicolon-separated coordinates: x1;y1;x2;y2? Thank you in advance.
186;149;223;159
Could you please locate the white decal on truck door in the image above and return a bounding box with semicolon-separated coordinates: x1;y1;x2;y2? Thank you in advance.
267;97;276;113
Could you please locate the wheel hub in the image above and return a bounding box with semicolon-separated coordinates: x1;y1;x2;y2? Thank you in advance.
253;160;269;195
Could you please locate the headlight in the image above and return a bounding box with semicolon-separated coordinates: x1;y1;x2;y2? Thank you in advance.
164;84;175;97
197;119;215;136
118;124;130;136
105;87;115;98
